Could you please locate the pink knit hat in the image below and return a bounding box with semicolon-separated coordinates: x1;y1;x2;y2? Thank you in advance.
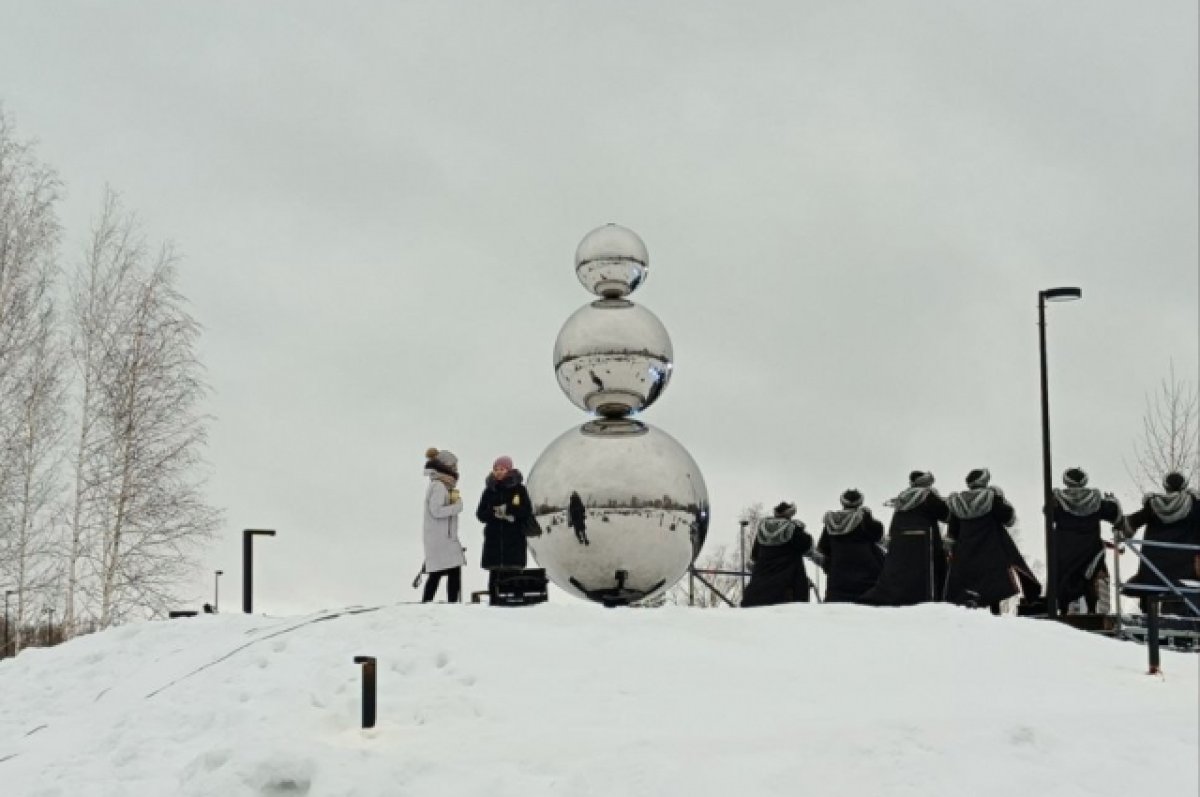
493;455;514;471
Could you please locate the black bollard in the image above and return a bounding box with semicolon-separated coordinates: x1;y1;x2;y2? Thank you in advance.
354;656;378;729
242;529;276;614
1146;598;1162;675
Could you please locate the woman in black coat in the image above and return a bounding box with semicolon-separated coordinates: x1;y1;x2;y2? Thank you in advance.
861;471;950;606
476;455;531;596
1123;471;1200;613
817;489;885;603
742;502;820;607
944;468;1039;614
1050;467;1124;613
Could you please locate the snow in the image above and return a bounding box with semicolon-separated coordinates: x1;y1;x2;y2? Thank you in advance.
1;603;1196;797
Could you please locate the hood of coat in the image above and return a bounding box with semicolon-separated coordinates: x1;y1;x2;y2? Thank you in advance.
757;517;805;546
485;469;524;490
947;486;1005;520
886;486;938;513
1053;487;1102;517
1145;488;1198;524
822;508;865;536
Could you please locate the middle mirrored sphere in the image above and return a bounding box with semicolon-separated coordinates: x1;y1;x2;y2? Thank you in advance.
554;299;673;417
526;419;710;605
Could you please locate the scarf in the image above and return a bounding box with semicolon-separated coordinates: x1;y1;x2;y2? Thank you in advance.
948;486;1008;521
756;517;805;546
1052;487;1102;517
1146;489;1199;524
430;471;458;490
823;508;864;535
485;469;524;490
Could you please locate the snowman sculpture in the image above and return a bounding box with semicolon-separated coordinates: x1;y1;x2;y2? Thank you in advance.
526;224;710;605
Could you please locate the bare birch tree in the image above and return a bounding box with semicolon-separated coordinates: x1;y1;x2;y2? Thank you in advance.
63;190;144;633
1127;362;1200;495
0;110;63;650
67;191;220;629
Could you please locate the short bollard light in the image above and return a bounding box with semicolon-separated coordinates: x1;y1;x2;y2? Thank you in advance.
353;655;378;729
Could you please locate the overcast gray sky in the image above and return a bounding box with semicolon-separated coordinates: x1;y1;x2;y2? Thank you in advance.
2;1;1196;612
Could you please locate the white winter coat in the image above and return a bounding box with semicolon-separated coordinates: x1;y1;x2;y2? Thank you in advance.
423;471;466;573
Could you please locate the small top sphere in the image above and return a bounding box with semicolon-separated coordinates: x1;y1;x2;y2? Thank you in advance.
574;224;649;298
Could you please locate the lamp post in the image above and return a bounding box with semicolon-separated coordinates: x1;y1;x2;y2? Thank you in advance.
214;570;224;613
738;520;749;597
3;589;14;658
243;529;276;614
1039;286;1082;621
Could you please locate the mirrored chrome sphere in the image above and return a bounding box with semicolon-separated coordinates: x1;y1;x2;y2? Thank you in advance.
554;299;673;417
526;420;710;605
575;224;649;298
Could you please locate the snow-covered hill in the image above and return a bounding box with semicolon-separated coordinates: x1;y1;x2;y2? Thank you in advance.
1;603;1196;797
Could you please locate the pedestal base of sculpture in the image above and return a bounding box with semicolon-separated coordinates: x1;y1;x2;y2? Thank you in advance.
490;569;549;607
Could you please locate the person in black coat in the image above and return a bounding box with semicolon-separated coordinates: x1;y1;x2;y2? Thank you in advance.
476;455;531;597
817;489;885;603
1122;471;1200;614
861;471;951;606
741;501;822;607
1050;467;1124;614
568;491;590;546
945;468;1040;615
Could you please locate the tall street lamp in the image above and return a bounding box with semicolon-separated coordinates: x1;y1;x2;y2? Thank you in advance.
1039;286;1082;621
214;570;224;613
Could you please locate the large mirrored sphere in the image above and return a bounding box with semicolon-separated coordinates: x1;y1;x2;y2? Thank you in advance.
575;224;649;298
554;299;673;417
526;419;710;605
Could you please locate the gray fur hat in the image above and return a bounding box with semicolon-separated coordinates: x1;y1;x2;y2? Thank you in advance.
1063;467;1088;488
909;471;935;488
1163;471;1189;493
966;468;991;489
840;489;864;509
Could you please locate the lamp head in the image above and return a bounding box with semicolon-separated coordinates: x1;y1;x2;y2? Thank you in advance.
1041;286;1082;302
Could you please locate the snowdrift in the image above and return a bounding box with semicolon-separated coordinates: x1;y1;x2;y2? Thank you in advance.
1;602;1196;796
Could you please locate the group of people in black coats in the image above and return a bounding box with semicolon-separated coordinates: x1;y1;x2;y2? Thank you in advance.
741;467;1200;616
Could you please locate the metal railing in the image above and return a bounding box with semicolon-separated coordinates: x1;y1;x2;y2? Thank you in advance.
1112;533;1200;673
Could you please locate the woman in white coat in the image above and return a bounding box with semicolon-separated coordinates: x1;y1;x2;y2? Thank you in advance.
422;447;466;602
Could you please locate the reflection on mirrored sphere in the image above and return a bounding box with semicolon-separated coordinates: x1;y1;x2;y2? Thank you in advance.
526;420;709;605
575;223;649;298
554;300;673;417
